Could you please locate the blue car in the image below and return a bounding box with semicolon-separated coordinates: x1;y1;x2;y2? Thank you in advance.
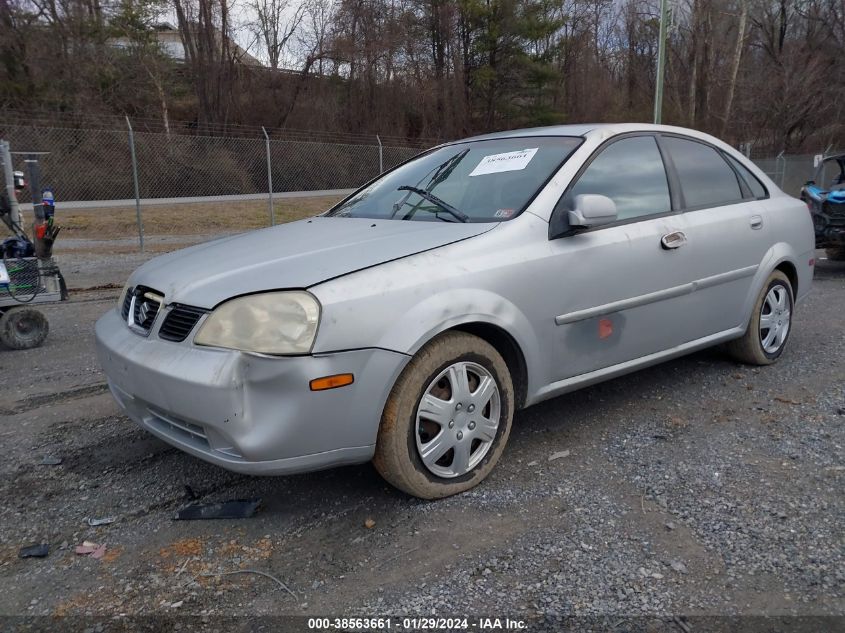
800;153;845;260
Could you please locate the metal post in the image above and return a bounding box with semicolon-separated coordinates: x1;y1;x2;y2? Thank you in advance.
262;127;275;226
376;134;384;174
776;150;786;189
126;117;144;252
25;158;43;223
653;0;669;124
25;156;48;258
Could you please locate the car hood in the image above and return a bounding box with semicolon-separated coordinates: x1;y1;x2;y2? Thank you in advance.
128;217;497;308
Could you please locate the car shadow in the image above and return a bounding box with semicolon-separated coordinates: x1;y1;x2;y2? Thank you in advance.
814;255;845;280
231;345;742;512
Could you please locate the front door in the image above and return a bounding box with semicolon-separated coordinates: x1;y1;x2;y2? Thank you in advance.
545;134;702;381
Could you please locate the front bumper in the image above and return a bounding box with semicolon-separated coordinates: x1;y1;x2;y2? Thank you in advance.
95;309;409;475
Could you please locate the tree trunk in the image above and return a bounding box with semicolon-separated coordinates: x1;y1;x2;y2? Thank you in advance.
721;0;748;137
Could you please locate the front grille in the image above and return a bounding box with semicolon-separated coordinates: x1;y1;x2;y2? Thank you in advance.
121;288;133;319
125;285;163;334
825;201;845;224
159;304;207;342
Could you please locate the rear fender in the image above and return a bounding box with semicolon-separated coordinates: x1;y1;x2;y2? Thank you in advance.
739;244;811;332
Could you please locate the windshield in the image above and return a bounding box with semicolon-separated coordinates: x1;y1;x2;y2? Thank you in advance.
326;136;582;222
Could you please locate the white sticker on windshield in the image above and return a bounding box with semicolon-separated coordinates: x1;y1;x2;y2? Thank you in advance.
469;147;539;177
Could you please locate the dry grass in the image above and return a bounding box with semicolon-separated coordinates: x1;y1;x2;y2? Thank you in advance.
56;195;344;240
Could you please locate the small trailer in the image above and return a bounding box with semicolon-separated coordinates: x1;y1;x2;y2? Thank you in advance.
0;140;68;349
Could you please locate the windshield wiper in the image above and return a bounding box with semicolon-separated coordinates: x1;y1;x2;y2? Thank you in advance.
426;148;470;190
396;186;469;223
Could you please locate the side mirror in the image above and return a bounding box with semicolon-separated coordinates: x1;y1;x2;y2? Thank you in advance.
567;194;617;229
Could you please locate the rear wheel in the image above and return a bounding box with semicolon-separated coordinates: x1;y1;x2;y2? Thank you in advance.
0;306;49;350
825;247;845;261
725;271;793;365
373;331;514;499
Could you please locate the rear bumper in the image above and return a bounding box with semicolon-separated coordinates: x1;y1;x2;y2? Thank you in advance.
95;308;409;475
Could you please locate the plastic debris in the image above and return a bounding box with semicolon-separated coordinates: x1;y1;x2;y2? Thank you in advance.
75;541;106;558
364;518;376;529
87;516;116;527
19;543;49;558
548;450;570;461
173;499;261;520
39;456;62;465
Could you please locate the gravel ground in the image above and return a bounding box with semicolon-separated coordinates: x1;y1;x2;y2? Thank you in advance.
0;242;842;632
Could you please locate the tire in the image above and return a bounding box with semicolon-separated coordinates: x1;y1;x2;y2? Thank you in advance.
373;331;514;499
0;306;49;350
725;271;793;365
825;247;845;261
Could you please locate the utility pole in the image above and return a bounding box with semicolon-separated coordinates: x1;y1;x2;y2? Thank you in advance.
653;0;669;124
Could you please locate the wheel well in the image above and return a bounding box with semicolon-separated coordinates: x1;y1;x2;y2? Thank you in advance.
775;261;798;296
451;322;528;409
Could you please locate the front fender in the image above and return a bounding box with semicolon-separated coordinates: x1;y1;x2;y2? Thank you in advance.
314;280;543;398
380;288;541;378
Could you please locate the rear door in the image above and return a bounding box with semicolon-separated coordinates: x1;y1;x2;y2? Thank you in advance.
657;136;772;336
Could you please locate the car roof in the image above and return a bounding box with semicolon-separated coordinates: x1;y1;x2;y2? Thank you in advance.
457;123;727;144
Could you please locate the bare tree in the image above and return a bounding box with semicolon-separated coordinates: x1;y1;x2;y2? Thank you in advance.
248;0;306;69
721;0;749;136
298;0;334;74
172;0;236;124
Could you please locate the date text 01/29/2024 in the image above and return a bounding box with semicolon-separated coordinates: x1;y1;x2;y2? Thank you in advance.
307;617;528;630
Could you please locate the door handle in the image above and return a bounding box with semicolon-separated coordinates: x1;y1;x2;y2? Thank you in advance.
750;215;763;230
661;231;687;250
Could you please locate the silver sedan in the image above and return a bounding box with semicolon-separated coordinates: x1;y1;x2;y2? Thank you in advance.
95;124;815;499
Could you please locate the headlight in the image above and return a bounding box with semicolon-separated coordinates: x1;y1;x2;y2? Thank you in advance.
194;291;320;355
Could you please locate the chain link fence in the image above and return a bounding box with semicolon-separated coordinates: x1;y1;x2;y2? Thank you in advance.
1;122;423;203
751;151;845;197
0;118;841;250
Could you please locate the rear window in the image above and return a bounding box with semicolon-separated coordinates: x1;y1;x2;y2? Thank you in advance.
327;137;582;222
663;137;743;209
724;153;768;199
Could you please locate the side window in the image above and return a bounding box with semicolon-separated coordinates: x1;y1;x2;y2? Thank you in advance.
564;136;671;221
663;137;743;208
724;153;768;199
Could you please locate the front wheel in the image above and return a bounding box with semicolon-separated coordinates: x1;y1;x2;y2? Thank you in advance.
373;331;514;499
725;270;793;365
